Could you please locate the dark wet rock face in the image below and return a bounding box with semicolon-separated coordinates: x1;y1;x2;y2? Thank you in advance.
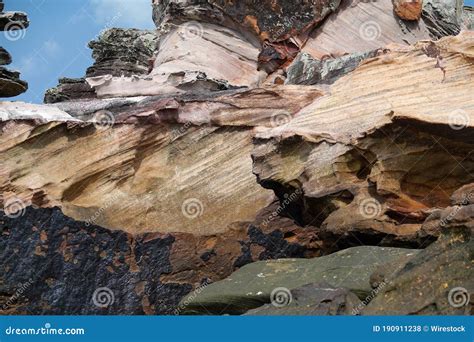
0;205;324;314
0;207;189;315
209;0;342;42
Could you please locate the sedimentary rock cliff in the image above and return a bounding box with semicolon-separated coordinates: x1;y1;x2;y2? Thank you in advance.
1;0;473;315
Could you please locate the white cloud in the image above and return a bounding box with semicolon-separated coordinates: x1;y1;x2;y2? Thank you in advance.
89;0;154;28
42;40;61;57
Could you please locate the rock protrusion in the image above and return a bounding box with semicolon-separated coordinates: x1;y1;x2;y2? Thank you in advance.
0;1;28;98
177;246;420;315
394;0;423;20
363;226;473;315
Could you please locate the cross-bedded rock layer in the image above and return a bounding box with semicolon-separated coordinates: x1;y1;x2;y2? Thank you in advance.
1;0;473;316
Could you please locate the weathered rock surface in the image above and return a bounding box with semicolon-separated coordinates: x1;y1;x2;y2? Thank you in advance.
394;0;423;20
45;29;156;103
0;68;27;97
419;183;474;238
178;246;420;314
2;0;474;317
0;203;326;314
285;51;378;85
152;0;342;43
422;0;464;38
0;86;321;235
0;1;28;98
363;226;473;315
0;47;11;65
0;9;29;31
87;29;157;78
244;283;362;315
0;101;77;122
301;0;462;59
253;32;474;245
463;6;474;29
44;78;95;104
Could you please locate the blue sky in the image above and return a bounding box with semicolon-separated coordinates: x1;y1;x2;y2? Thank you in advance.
2;0;474;104
2;0;154;103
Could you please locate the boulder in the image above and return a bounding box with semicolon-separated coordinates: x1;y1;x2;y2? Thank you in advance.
363;226;473;315
177;246;420;314
0;10;29;31
44;78;95;104
0;47;11;65
0;67;28;97
244;283;362;315
86;29;157;77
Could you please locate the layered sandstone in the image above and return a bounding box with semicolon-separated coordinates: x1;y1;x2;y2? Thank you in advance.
1;0;473;316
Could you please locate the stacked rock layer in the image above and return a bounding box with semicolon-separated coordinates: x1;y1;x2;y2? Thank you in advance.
0;0;473;315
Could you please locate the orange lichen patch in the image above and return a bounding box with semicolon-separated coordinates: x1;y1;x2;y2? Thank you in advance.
141;295;154;315
385;195;430;220
243;15;260;35
40;230;48;243
250;244;265;259
34;245;46;257
393;0;423;20
134;281;146;296
125;237;140;273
